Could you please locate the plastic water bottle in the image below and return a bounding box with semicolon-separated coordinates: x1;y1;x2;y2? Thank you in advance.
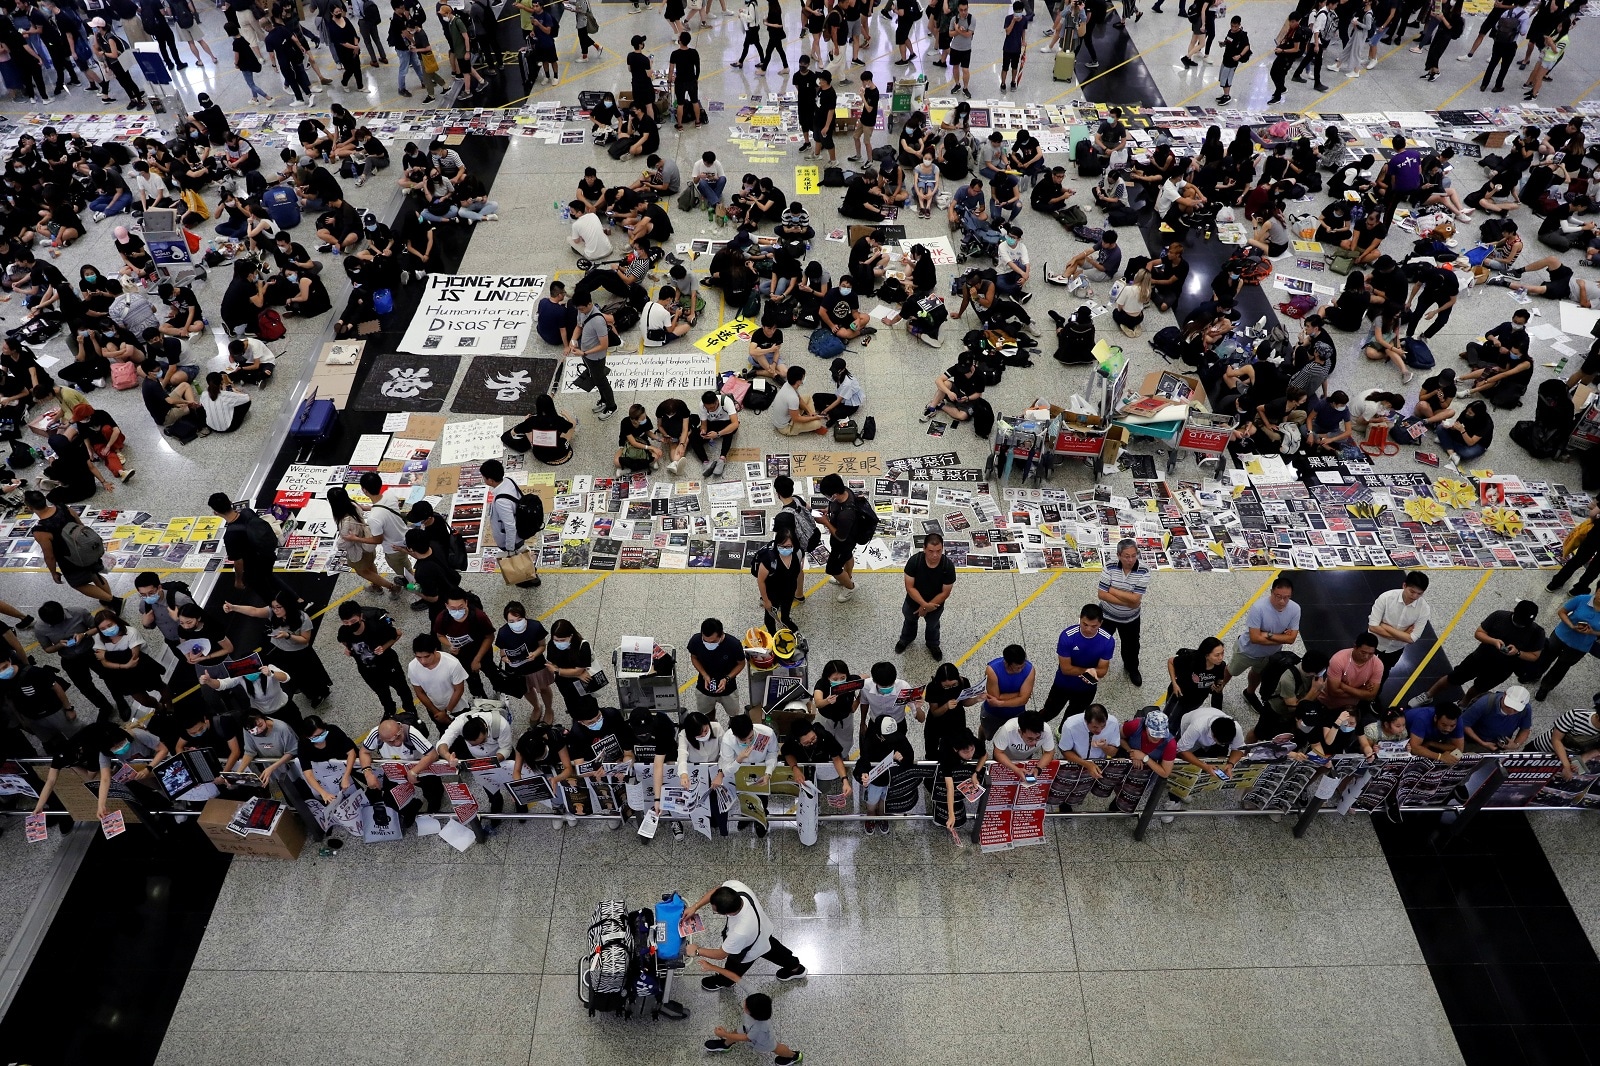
655;892;686;961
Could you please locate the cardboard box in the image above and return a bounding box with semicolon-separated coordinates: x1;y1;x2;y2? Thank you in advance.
55;766;142;823
1475;130;1511;148
1138;371;1201;400
1100;426;1130;464
198;799;307;860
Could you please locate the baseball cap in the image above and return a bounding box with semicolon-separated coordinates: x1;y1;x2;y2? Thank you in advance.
1503;686;1531;713
405;501;435;522
89;15;105;25
1142;709;1170;740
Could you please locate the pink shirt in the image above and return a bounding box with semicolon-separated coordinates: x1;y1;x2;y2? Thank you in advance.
1322;648;1382;709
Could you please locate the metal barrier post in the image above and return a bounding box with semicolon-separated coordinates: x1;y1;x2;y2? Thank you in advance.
1130;773;1169;842
1291;766;1340;839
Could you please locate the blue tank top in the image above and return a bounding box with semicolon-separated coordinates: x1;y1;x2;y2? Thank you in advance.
984;657;1032;718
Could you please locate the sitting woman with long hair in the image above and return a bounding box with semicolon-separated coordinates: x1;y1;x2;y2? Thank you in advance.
198;371;251;433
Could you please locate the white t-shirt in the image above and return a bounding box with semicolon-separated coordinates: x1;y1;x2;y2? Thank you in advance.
718;878;772;959
1060;711;1121;760
366;494;410;552
769;382;802;429
437;711;515;759
691;158;725;185
199;387;251;431
211;337;278;375
1350;388;1393;424
998;239;1029;278
1367;588;1431;654
1177;707;1244;754
642;301;674;347
989;718;1057;761
407;652;470;713
1114;281;1146;317
859;679;912;725
571;212;612;259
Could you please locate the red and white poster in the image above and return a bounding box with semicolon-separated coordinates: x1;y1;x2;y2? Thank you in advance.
443;781;479;823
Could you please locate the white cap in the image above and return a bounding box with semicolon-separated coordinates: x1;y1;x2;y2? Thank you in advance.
89;15;105;25
1503;685;1531;713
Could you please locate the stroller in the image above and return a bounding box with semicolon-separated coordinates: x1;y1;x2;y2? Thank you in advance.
953;202;1002;263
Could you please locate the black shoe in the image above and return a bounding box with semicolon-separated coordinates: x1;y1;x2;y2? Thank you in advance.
1314;82;1329;90
1216;94;1231;104
410;599;431;611
775;965;807;981
701;974;735;991
895;640;909;653
1291;75;1306;82
1243;689;1264;714
1535;688;1550;702
1267;93;1282;103
928;645;943;660
1181;56;1195;67
1572;586;1593;596
1548;580;1568;592
16;614;32;628
1048;308;1066;326
1018;291;1032;304
398;88;413;96
1128;668;1143;687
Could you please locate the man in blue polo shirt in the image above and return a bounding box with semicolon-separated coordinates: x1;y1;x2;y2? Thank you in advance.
1460;685;1533;752
1040;603;1115;727
1533;590;1600;702
1404;701;1464;763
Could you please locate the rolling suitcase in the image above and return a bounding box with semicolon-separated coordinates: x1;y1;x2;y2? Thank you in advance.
1052;50;1075;81
287;388;338;457
262;185;301;230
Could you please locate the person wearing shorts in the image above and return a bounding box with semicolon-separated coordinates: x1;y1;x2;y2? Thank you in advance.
1498;259;1592;306
947;0;973;94
811;70;838;163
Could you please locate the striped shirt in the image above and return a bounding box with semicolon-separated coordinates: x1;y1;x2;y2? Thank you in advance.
1530;710;1600;756
1097;563;1151;623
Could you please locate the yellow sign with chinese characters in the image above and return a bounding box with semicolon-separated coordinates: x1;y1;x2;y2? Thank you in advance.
795;165;820;195
695;317;758;357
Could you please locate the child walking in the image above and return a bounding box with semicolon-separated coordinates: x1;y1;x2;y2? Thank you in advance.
704;993;802;1064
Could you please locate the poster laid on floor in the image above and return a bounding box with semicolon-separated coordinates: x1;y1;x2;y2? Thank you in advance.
450;355;560;415
557;352;718;394
398;274;547;357
349;353;461;412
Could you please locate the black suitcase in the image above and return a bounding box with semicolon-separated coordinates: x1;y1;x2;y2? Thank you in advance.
518;48;536;91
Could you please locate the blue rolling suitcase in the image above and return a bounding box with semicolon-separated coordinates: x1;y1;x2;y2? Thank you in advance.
287;389;337;458
263;185;302;230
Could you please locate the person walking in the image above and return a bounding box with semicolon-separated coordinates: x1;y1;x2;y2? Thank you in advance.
1096;539;1149;686
683;879;808;988
569;292;618;419
25;489;121;614
1267;12;1304;103
753;527;804;634
1477;1;1521;91
1214;14;1250;103
1550;499;1600;594
897;532;956;659
1291;0;1331;89
356;0;387;64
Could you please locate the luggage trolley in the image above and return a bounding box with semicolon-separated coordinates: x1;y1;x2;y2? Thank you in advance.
614;640;682;719
1177;411;1235;477
984;412;1057;486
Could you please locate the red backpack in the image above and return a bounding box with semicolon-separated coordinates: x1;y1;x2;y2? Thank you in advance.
256;309;286;341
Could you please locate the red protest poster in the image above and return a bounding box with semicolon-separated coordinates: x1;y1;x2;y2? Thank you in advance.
100;810;126;839
978;809;1013;853
443;781;479;823
389;779;417;809
1008;808;1046;847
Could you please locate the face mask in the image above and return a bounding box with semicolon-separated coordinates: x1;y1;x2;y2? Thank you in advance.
702;639;721;651
309;730;329;744
142;592;160;604
553;639;571;650
246;672;262;683
0;665;14;680
448;608;467;622
84;273;97;282
111;740;133;756
1339;723;1356;733
103;625;119;638
507;619;528;633
584;719;604;731
1005;236;1018;247
879;684;895;695
778;546;794;557
250;724;267;736
286;272;298;283
839;286;852;296
697;730;711;744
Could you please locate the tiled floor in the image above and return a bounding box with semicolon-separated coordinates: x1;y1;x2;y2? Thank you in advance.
1;1;1598;1062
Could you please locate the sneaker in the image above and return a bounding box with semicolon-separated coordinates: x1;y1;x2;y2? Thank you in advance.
92;210;105;222
398;88;413;97
1127;668;1142;687
836;586;855;602
705;1039;732;1053
775;965;807;981
598;406;617;420
895;640;909;653
1456;53;1471;60
928;645;943;660
1535;688;1550;702
15;614;32;628
118;467;135;482
1366;58;1377;69
1547;579;1568;593
1572;586;1593;596
317;243;335;253
1406;691;1434;709
1242;689;1264;715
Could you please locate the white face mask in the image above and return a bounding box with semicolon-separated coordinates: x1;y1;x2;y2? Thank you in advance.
507;619;528;633
701;639;720;651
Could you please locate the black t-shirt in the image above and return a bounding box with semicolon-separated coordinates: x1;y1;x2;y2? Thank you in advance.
6;665;64;718
824;287;859;325
412;554;458;600
781;726;843;764
669;46;699;83
628;710;679;762
516;722;569;772
687;633;743;691
1460;405;1495;447
618;415;654;448
925;674;970;711
904;552;957;602
1479;610;1545;658
860;85;880;123
751;326;783;350
234;35;262;72
182;716;239;756
497;619;549;672
337;608;399;663
297;724;358;768
565;710;635;764
547;637;593;674
1371;267;1406;309
842;180;881;216
177;616;227;659
1172;647;1225;703
812;674;861;721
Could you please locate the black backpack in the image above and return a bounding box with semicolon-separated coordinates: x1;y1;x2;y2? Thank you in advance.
513;490;545;539
447;531;469;572
970;397;995;437
861;415;877;441
1492;9;1519;41
851;492;879;545
747;544;779;578
236;507;278;557
162;580;194;609
1258;650;1304;701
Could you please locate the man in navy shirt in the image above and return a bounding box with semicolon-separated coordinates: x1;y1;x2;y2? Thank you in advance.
1460;686;1533;752
1040;604;1115;726
536;280;577;347
1404;701;1463;763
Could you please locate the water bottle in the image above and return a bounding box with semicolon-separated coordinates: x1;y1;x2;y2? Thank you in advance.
655;891;686;961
